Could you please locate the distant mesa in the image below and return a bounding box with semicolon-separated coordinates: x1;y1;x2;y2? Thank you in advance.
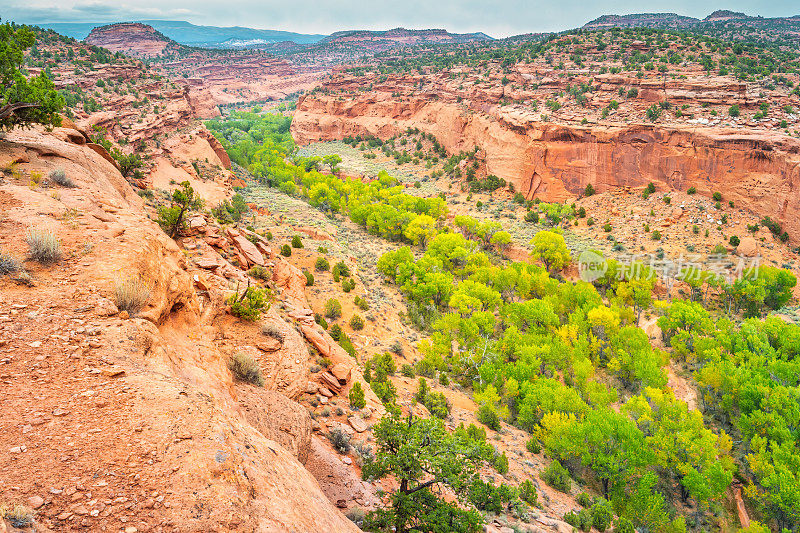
85;22;179;58
704;10;749;21
320;27;493;45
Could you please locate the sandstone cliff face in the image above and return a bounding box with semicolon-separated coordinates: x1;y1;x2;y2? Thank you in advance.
293;91;800;240
0;128;359;532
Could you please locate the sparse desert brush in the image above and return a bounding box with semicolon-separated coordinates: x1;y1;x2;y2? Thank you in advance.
26;226;62;263
247;265;270;280
0;251;21;275
227;352;264;386
327;427;351;454
113;275;152;314
0;503;35;528
261;322;285;343
49;168;75;188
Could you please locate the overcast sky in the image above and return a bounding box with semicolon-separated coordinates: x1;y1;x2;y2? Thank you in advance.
5;0;798;38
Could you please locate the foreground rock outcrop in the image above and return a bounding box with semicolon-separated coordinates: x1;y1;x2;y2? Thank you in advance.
0;127;359;532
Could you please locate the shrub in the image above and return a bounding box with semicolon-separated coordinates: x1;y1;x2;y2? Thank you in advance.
728;104;740;117
248;265;270;280
389;341;403;356
477;404;501;430
542;459;571;493
0;251;21;275
315;256;330;271
525;210;540;223
519;479;539;506
526;437;541;454
349;381;366;409
113;275;152;314
468;479;517;514
303;270;314;286
587;217;594;226
228;352;264;386
332;261;351;278
712;191;722;201
591;500;614;532
584;183;595;196
564;509;592;532
26;226;62;263
729;235;741;246
349;314;364;330
401;364;415;378
49;168;74;187
354;296;370;310
227;286;269;320
327;427;351;453
342;278;356;292
345;507;365;526
291;235;303;248
651;230;661;240
494;450;509;474
603;222;612;232
1;504;34;528
577;493;593;507
613;517;635;533
329;323;344;341
261;323;284;343
280;244;292;257
324;298;342;319
687;186;696;194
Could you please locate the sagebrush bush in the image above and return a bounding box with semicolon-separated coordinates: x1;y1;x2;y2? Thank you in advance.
49;168;75;188
248;265;270;280
0;251;21;275
327;427;351;453
261;323;284;343
26;226;62;263
113;275;152;314
228;352;264;386
0;504;34;528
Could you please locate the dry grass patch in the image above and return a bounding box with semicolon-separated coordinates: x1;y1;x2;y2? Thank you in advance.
228;352;264;386
26;226;62;264
113;275;153;314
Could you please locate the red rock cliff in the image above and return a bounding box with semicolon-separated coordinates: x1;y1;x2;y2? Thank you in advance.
293;91;800;239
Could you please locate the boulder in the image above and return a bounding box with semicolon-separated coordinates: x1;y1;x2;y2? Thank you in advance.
348;416;368;433
329;363;351;385
737;236;759;257
226;228;264;267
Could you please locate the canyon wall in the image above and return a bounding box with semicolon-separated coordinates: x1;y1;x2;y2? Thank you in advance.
293;92;800;239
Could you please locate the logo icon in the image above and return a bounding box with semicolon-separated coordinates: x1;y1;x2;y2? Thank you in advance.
578;250;607;282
